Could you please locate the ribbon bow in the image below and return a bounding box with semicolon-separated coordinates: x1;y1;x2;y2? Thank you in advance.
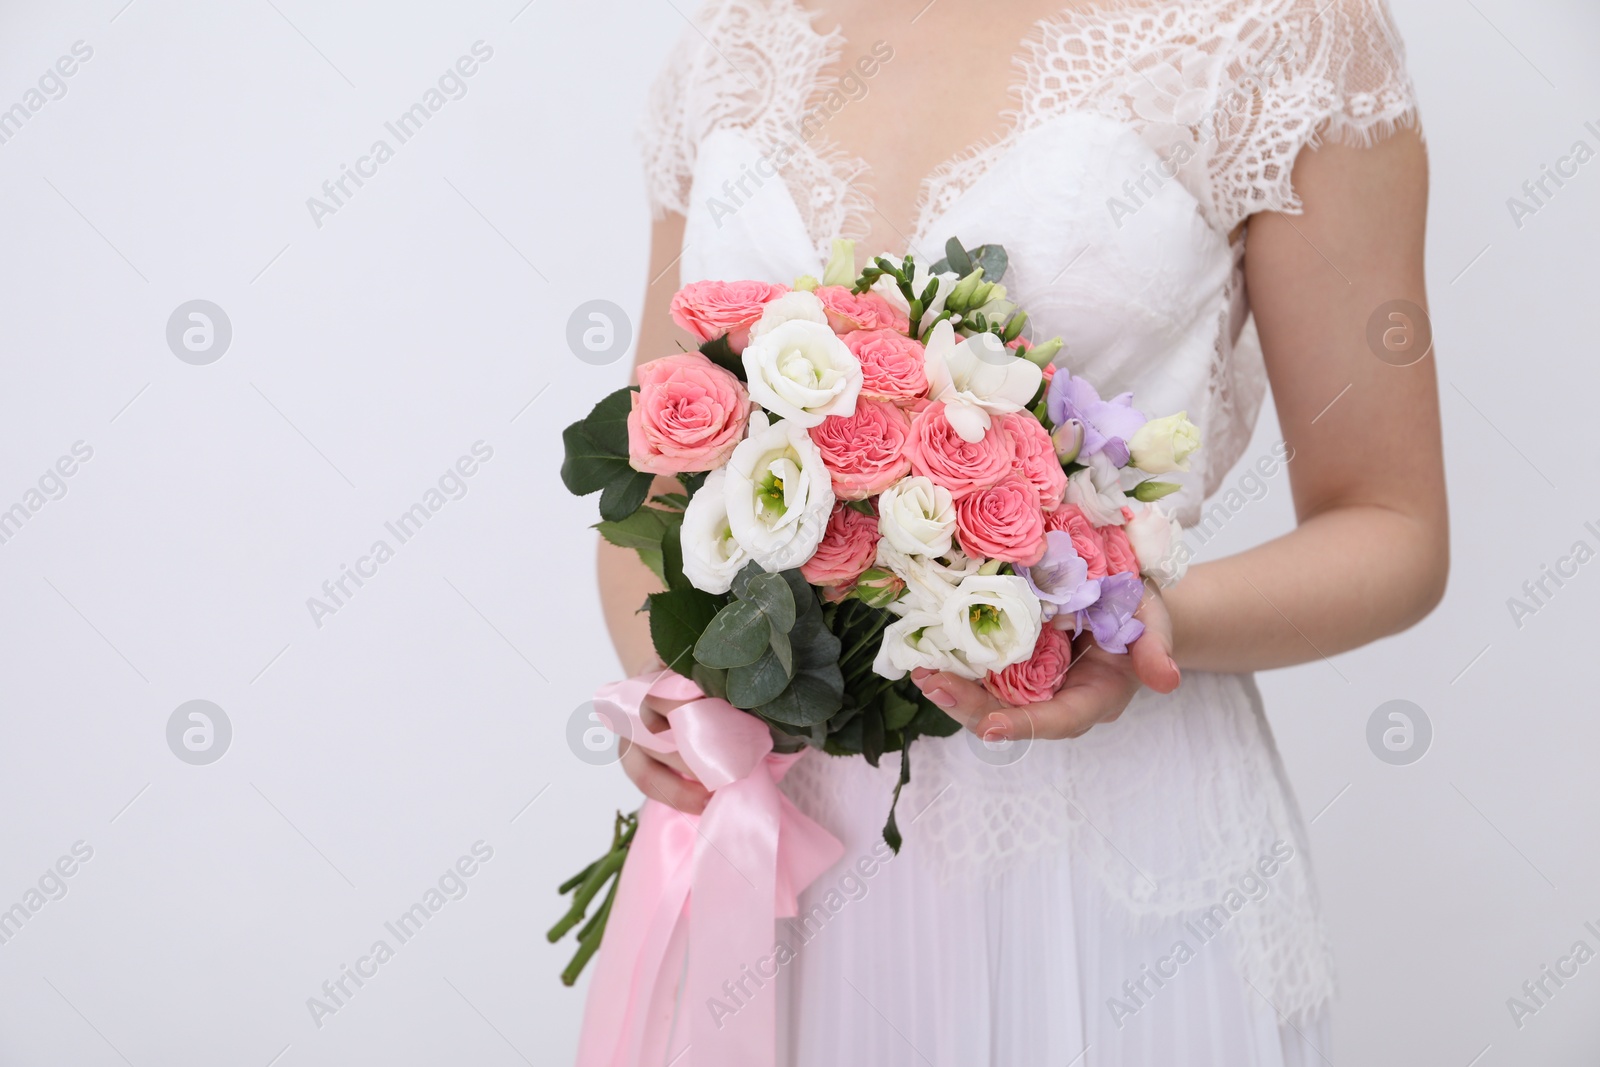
575;670;843;1067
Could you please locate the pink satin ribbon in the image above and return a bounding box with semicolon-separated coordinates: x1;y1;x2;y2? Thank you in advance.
575;670;843;1067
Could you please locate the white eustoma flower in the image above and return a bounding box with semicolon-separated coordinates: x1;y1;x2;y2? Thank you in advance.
749;290;829;338
1124;501;1190;588
939;574;1042;675
740;317;863;427
1066;453;1131;526
679;468;749;594
922;319;1043;442
877;476;957;558
872;610;960;680
722;411;835;572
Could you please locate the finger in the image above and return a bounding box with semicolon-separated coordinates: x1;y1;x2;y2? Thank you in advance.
911;667;1004;726
1130;586;1181;694
618;736;696;781
622;746;710;815
985;656;1138;741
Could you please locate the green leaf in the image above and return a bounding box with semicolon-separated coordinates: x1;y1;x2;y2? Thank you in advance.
880;742;914;853
698;334;745;380
598;469;654;522
691;662;728;701
1131;479;1183;502
680;471;708;498
973;244;1009;283
694;600;772;669
861;703;885;767
845;498;875;517
742;571;797;634
882;688;919;732
943;237;973;277
559;387;637;495
596;507;679;584
660;522;688;591
647;588;722;675
727;649;791;708
651;492;689;511
768;627;793;675
757;668;843;727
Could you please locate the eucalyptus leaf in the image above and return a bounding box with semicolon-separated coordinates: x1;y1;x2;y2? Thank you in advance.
727;649;792;708
944;237;973;277
743;571;797;634
757;669;843;727
695;599;772;669
768;627;793;675
973;244;1009;283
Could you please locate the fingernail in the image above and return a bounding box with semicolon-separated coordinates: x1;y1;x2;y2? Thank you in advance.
925;686;957;708
981;717;1011;743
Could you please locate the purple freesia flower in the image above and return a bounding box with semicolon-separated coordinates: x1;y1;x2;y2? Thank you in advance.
1084;571;1146;653
1023;531;1102;628
1045;372;1148;467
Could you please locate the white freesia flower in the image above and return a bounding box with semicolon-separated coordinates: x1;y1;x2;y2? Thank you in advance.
872;610;959;680
723;411;835;571
1066;453;1131;526
876;540;982;616
1129;411;1201;474
1125;501;1190;588
749;290;828;338
877;476;957;558
740;318;863;427
939;574;1042;676
922;319;1043;442
679;467;748;594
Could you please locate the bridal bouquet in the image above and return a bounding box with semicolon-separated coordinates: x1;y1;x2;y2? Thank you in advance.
552;238;1195;984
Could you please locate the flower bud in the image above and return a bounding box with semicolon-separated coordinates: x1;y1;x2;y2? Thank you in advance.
1052;418;1085;463
1128;411;1201;474
1022;336;1063;367
852;567;906;608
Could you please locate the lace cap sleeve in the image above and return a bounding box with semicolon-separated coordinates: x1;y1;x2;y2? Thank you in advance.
639;26;698;219
1231;0;1420;224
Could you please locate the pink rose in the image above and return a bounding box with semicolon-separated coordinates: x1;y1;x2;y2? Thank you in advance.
844;328;928;401
801;504;880;589
814;285;910;334
669;280;788;353
984;626;1074;706
1098;523;1141;577
1045;504;1108;580
626;352;750;475
954;476;1047;565
808;398;913;500
1003;412;1068;511
905;402;1013;498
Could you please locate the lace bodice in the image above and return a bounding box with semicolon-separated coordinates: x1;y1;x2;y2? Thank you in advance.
636;0;1419;1026
642;0;1418;242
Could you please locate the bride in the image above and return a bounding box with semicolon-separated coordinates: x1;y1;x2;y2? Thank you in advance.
597;0;1447;1062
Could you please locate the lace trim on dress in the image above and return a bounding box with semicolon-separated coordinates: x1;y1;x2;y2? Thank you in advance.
638;0;874;261
913;0;1420;237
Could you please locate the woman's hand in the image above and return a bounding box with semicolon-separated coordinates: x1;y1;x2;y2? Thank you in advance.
911;581;1182;743
618;693;712;815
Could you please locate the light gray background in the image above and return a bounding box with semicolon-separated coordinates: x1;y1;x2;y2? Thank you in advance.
0;1;1595;1064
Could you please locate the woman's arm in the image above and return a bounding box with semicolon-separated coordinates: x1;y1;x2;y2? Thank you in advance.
1170;127;1448;672
598;212;692;679
598;211;714;813
915;128;1449;739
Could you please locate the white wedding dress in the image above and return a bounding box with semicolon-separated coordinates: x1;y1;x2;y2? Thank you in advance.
638;2;1419;1063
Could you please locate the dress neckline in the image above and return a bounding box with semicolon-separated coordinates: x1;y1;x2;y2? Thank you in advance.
781;0;1172;257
